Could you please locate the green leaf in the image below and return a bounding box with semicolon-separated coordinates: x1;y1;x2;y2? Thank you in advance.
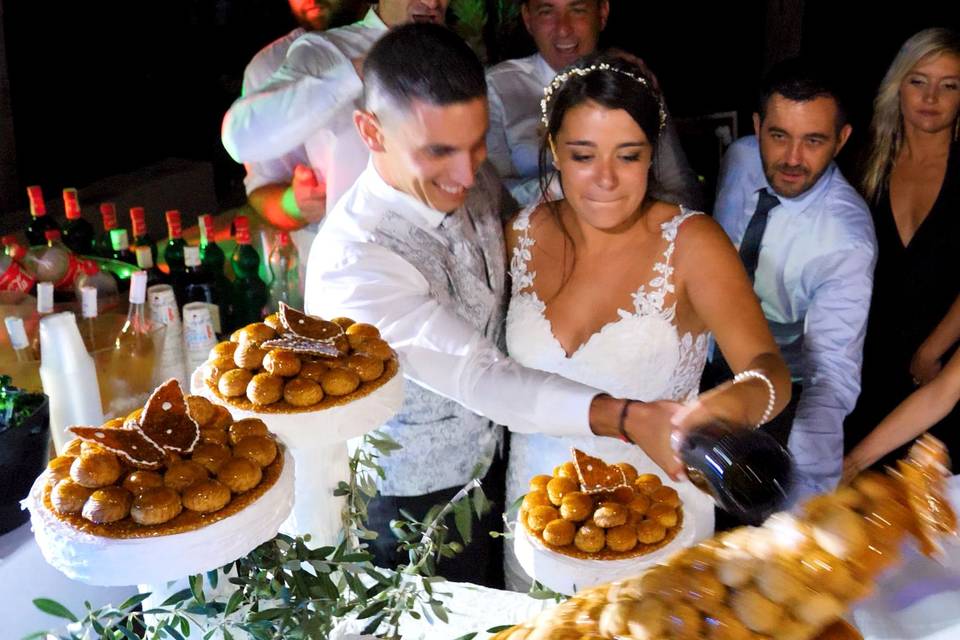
360;612;386;636
160;589;192;607
430;601;450;624
20;632;50;640
118;593;151;611
453;634;478;640
32;598;78;622
189;575;205;604
472;486;488;518
179;615;190;636
206;570;219;590
223;629;235;640
454;500;472;545
486;624;515;633
117;627;140;640
356;599;389;620
224;590;244;617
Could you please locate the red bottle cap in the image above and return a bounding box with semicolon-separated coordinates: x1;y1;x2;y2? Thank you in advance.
26;185;46;217
234;215;251;245
45;229;62;243
130;206;147;236
278;231;291;247
100;203;117;230
165;210;182;239
1;235;17;246
198;214;216;244
63;188;81;220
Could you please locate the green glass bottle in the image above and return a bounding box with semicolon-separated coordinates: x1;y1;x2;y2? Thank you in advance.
228;215;267;330
198;214;229;335
163;209;186;276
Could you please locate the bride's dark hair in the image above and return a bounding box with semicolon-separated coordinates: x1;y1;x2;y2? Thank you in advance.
537;53;665;297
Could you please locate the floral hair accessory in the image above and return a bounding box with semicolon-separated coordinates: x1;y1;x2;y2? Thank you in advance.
540;62;667;131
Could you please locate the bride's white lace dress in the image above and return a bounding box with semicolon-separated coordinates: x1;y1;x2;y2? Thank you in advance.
504;203;711;589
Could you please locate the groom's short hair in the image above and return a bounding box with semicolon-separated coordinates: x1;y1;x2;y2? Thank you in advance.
362;23;487;119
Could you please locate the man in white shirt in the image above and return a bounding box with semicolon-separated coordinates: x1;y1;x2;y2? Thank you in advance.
239;0;367;226
307;23;683;585
485;0;703;208
222;1;448;288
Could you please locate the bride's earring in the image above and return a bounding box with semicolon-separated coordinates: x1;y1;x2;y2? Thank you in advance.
548;135;560;170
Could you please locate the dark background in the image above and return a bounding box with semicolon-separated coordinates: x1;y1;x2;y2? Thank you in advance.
0;0;957;227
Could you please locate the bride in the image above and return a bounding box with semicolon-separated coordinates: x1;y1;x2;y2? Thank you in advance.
504;55;791;588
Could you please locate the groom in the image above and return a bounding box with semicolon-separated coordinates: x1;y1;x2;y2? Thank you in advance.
305;23;677;586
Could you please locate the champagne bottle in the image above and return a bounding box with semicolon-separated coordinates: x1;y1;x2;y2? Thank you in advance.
679;421;794;525
228;216;268;329
96;203;119;258
61;188;95;255
130;206;159;267
25;186;60;247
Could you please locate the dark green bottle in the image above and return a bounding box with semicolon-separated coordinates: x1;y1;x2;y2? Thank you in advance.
228;215;267;330
163;209;186;276
198;214;229;335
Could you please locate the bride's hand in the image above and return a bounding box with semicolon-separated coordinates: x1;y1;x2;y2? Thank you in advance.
620;400;687;480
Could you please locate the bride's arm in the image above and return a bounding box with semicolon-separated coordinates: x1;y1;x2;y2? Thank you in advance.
672;215;792;427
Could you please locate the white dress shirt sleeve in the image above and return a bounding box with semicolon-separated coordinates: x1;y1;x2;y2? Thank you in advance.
222;35;363;163
788;244;876;502
307;240;599;437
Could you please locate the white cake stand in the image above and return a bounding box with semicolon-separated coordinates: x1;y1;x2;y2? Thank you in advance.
190;366;404;547
513;478;715;595
24;450;295;587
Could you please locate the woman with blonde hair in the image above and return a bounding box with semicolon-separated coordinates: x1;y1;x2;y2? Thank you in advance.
845;27;960;467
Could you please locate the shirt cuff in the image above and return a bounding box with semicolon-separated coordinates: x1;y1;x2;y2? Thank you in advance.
533;375;598;439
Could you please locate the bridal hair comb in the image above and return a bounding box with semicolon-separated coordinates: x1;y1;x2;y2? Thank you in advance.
540;61;668;131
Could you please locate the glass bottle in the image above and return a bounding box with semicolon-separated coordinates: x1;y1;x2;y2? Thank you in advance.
25;186;60;247
61;188;95;255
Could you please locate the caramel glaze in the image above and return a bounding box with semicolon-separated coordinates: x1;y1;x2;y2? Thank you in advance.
208;356;399;414
521;507;684;561
42;447;284;539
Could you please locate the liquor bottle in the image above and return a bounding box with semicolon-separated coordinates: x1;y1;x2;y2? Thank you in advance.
112;271;156;398
73;259;119;307
96;203;119;258
182;245;222;335
198;214;229;332
3;317;33;363
79;286;98;352
39;311;103;453
228;216;268;329
109;229;136;265
0;240;37;294
27;230;82;292
30;282;55;359
135;246;168;289
130;206;159;267
267;231;303;313
61;188;95;255
25;186;60;247
679;421;794;525
163;210;186;277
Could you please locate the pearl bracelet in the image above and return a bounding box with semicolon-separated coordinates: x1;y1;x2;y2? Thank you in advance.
732;369;776;428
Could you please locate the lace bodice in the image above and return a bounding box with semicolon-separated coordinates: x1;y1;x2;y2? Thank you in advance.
506;204;710;403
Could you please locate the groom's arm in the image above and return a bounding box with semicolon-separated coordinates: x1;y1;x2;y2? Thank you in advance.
305;238;603;437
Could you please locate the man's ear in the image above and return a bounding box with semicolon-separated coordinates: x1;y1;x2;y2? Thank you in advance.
354;109;386;153
752;112;761;138
835;123;853;157
521;3;534;35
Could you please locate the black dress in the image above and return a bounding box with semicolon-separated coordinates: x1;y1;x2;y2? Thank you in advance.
844;141;960;469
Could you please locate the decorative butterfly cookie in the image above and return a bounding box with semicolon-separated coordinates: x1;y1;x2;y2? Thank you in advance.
572;448;628;494
69;380;200;468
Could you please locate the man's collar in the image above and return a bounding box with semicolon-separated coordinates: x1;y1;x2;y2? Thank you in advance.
533;53;557;86
363;158;448;229
364;6;389;31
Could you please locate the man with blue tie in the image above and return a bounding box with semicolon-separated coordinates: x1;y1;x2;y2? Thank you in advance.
712;60;877;509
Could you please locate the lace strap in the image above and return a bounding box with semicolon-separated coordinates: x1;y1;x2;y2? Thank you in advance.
634;207;704;313
509;203;540;295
